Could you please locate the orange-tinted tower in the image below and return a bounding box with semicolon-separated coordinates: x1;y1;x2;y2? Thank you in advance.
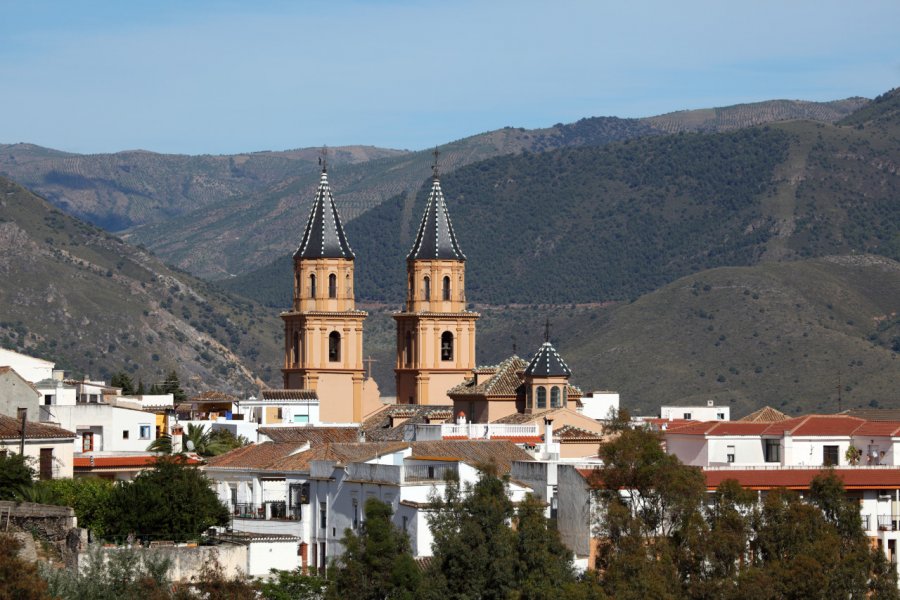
394;168;479;404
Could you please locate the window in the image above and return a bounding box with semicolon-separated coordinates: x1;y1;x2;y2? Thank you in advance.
309;273;317;298
328;273;337;298
295;273;300;296
440;331;454;361
44;394;53;405
320;502;327;529
402;516;408;532
550;386;561;408
404;332;413;367
293;331;300;366
352;498;359;530
122;430;130;440
717;412;725;420
230;485;237;509
82;432;94;452
139;425;151;440
328;331;341;362
536;386;547;409
423;276;431;301
39;448;53;480
726;445;735;464
823;445;839;466
683;413;692;420
764;439;781;463
442;276;451;301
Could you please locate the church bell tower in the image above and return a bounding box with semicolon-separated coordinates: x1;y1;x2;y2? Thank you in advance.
282;160;367;422
394;153;479;404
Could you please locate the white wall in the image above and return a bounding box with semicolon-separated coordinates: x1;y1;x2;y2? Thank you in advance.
660;405;730;421
579;392;620;421
247;539;301;576
664;435;709;466
53;404;157;453
0;437;74;479
0;349;54;383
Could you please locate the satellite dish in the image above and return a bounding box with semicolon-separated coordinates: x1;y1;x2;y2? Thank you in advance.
186;440;195;452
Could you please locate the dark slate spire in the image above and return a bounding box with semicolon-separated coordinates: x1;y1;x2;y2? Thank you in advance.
524;342;572;378
294;167;354;260
407;174;465;261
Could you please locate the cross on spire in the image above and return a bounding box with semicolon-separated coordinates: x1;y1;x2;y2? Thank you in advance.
363;355;378;380
319;146;328;172
544;318;551;343
432;148;440;178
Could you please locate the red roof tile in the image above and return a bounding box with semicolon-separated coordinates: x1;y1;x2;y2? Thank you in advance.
704;468;900;490
0;414;75;440
73;455;201;468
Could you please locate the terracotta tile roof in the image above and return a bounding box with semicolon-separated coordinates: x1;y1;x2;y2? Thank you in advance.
188;390;239;403
667;415;877;438
0;366;10;374
204;442;307;470
0;414;75;440
304;442;411;468
259;389;318;401
73;454;201;468
360;404;453;441
410;440;534;474
703;468;900;491
853;421;900;437
555;424;606;442
642;418;694;430
259;426;359;444
739;406;790;422
842;408;900;422
448;356;527;397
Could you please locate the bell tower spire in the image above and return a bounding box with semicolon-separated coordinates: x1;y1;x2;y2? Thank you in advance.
282;159;368;422
394;160;479;405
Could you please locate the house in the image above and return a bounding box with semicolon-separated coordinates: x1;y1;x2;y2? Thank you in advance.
0;366;40;420
659;400;730;422
205;438;535;573
0;412;76;479
236;389;321;426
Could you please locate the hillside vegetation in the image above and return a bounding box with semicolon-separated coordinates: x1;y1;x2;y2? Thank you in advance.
225;89;899;308
0;176;282;393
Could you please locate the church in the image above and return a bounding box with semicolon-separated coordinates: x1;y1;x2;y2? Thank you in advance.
279;155;595;432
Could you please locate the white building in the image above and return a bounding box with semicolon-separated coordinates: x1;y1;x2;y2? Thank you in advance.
0;413;76;479
204;438;535;573
236;389;320;426
660;400;730;422
578;391;620;421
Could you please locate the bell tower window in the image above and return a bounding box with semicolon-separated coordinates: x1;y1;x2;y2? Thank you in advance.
405;331;413;367
309;273;317;298
441;331;454;361
423;276;431;301
328;332;341;362
292;331;300;366
550;386;561;408
536;386;547;409
442;276;451;301
328;273;337;298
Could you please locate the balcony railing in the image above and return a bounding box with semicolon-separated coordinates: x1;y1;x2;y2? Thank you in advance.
410;423;541;441
404;463;458;483
232;502;301;521
877;515;898;531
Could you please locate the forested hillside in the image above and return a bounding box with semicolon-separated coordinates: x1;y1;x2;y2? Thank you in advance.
224;88;900;308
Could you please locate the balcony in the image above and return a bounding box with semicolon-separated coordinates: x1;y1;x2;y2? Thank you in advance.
877;515;898;531
404;463;458;483
232;502;302;521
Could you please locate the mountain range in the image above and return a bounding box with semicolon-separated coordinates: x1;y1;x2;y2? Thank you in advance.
0;90;898;417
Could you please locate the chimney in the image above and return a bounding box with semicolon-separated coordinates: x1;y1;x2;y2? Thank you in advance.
543;417;558;460
171;425;184;454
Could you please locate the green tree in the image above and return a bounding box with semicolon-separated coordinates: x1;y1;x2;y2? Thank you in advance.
162;371;187;403
103;456;228;542
110;371;135;395
327;497;420;600
514;494;579;600
136;380;146;395
147;423;235;457
0;452;34;500
39;545;174;600
258;568;329;600
29;477;115;537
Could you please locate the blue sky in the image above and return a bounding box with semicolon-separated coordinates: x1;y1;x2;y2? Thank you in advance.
1;0;898;155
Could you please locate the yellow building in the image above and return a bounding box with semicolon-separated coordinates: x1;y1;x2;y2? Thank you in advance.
394;168;479;405
282;166;379;423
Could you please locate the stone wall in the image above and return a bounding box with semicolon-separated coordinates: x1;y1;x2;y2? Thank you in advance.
0;500;85;566
78;543;248;582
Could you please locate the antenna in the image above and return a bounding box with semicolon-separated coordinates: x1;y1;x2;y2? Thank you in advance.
432;148;440;178
543;318;551;343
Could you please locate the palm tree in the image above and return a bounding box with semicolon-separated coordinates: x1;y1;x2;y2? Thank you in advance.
146;424;232;457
